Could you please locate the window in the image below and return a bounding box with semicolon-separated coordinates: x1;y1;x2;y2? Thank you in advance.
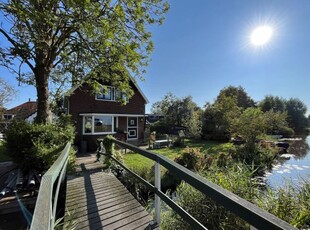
3;114;14;120
94;116;112;133
84;116;92;133
96;85;128;102
96;86;115;101
83;115;115;135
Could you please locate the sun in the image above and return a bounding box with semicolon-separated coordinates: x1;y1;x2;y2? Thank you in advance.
251;26;273;46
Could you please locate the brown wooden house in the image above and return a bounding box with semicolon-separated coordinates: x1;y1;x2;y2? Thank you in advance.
65;81;148;152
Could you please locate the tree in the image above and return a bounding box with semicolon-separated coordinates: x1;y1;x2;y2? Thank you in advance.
285;98;308;133
0;77;16;109
0;0;169;123
230;108;266;152
216;86;255;110
151;93;203;137
258;95;286;113
202;95;240;140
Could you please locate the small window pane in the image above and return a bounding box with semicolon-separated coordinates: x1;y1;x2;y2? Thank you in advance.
94;116;112;133
84;116;92;133
96;86;115;100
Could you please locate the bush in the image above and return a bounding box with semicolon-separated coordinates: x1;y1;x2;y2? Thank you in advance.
232;144;278;172
161;165;259;229
174;147;211;171
5;120;75;170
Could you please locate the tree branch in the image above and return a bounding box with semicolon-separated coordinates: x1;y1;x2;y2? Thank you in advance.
0;28;35;72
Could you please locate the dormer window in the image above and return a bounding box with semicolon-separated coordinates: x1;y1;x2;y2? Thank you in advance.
96;85;128;102
96;86;115;101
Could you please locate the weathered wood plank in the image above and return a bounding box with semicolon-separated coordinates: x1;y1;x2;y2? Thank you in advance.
65;154;154;230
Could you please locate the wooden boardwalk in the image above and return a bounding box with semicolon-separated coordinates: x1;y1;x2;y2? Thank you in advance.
65;154;155;230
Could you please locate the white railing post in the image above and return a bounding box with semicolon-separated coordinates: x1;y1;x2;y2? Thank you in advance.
154;161;161;225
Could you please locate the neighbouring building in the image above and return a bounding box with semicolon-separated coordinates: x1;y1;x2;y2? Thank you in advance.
65;80;149;152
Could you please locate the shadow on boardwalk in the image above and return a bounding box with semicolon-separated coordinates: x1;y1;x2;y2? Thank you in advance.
65;153;156;230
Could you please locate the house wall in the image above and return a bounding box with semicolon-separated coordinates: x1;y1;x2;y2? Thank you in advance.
67;83;147;152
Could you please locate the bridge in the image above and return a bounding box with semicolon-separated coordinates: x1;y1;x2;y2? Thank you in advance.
29;139;296;230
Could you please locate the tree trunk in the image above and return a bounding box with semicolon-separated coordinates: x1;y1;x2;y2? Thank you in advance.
35;66;51;124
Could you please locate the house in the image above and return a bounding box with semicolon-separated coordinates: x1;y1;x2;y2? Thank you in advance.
65;81;148;152
1;100;37;122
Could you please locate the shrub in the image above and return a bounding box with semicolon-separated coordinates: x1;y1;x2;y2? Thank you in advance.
161;165;259;229
174;147;210;171
256;181;310;229
5;120;75;170
232;144;278;172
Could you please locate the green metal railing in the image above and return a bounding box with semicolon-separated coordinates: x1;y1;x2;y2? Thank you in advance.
30;143;71;230
107;139;296;230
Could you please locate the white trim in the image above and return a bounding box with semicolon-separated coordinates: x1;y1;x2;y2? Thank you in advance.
128;129;137;138
127;117;138;140
82;115;115;135
80;113;144;117
131;79;149;103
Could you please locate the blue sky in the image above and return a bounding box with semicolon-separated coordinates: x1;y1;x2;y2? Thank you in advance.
1;0;310;114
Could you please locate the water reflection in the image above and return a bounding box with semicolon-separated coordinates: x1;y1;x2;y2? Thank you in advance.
266;136;310;188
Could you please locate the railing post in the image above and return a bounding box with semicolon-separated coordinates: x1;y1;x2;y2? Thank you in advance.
154;160;161;225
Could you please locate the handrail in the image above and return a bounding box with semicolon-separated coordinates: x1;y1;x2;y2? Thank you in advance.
30;142;71;230
109;139;296;230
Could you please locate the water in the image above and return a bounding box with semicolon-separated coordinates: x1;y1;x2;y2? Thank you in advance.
266;136;310;188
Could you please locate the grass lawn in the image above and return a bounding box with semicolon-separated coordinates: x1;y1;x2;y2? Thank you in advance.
123;139;234;175
0;141;11;162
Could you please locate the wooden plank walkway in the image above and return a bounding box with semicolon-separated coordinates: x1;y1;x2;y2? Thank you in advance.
65;153;155;230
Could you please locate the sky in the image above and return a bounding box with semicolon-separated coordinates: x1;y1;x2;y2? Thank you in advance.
1;0;310;114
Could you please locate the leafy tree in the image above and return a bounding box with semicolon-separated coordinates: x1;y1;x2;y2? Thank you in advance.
216;86;255;110
285;98;308;133
202;95;240;140
264;110;294;136
230;108;266;152
151;93;202;137
258;95;286;113
0;0;169;123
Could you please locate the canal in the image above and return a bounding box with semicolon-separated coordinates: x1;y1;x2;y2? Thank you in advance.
266;135;310;188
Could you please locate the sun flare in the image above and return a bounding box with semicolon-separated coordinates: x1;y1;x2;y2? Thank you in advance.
251;26;273;46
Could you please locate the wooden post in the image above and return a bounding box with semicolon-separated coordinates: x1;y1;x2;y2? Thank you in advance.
154;161;161;225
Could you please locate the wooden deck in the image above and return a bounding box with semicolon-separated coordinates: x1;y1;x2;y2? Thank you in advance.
65;154;155;230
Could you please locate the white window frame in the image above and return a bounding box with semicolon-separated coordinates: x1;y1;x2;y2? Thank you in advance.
82;115;117;135
95;85;129;103
127;117;138;140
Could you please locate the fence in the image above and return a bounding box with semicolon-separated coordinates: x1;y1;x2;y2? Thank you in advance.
105;138;296;230
30;143;71;230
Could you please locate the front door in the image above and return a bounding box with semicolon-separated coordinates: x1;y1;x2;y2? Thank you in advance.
127;117;138;140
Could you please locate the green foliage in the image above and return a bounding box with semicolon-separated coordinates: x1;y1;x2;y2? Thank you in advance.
264;110;294;136
230;108;266;150
0;141;11;162
259;95;286;113
256;181;310;229
161;165;258;230
259;95;308;133
0;0;169;123
202;96;240;141
232;144;278;171
216;85;255;109
174;147;211;171
151;93;203;138
286;98;308;133
5;121;75;169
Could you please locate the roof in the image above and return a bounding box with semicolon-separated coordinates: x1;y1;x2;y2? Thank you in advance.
5;101;37;120
65;77;149;104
